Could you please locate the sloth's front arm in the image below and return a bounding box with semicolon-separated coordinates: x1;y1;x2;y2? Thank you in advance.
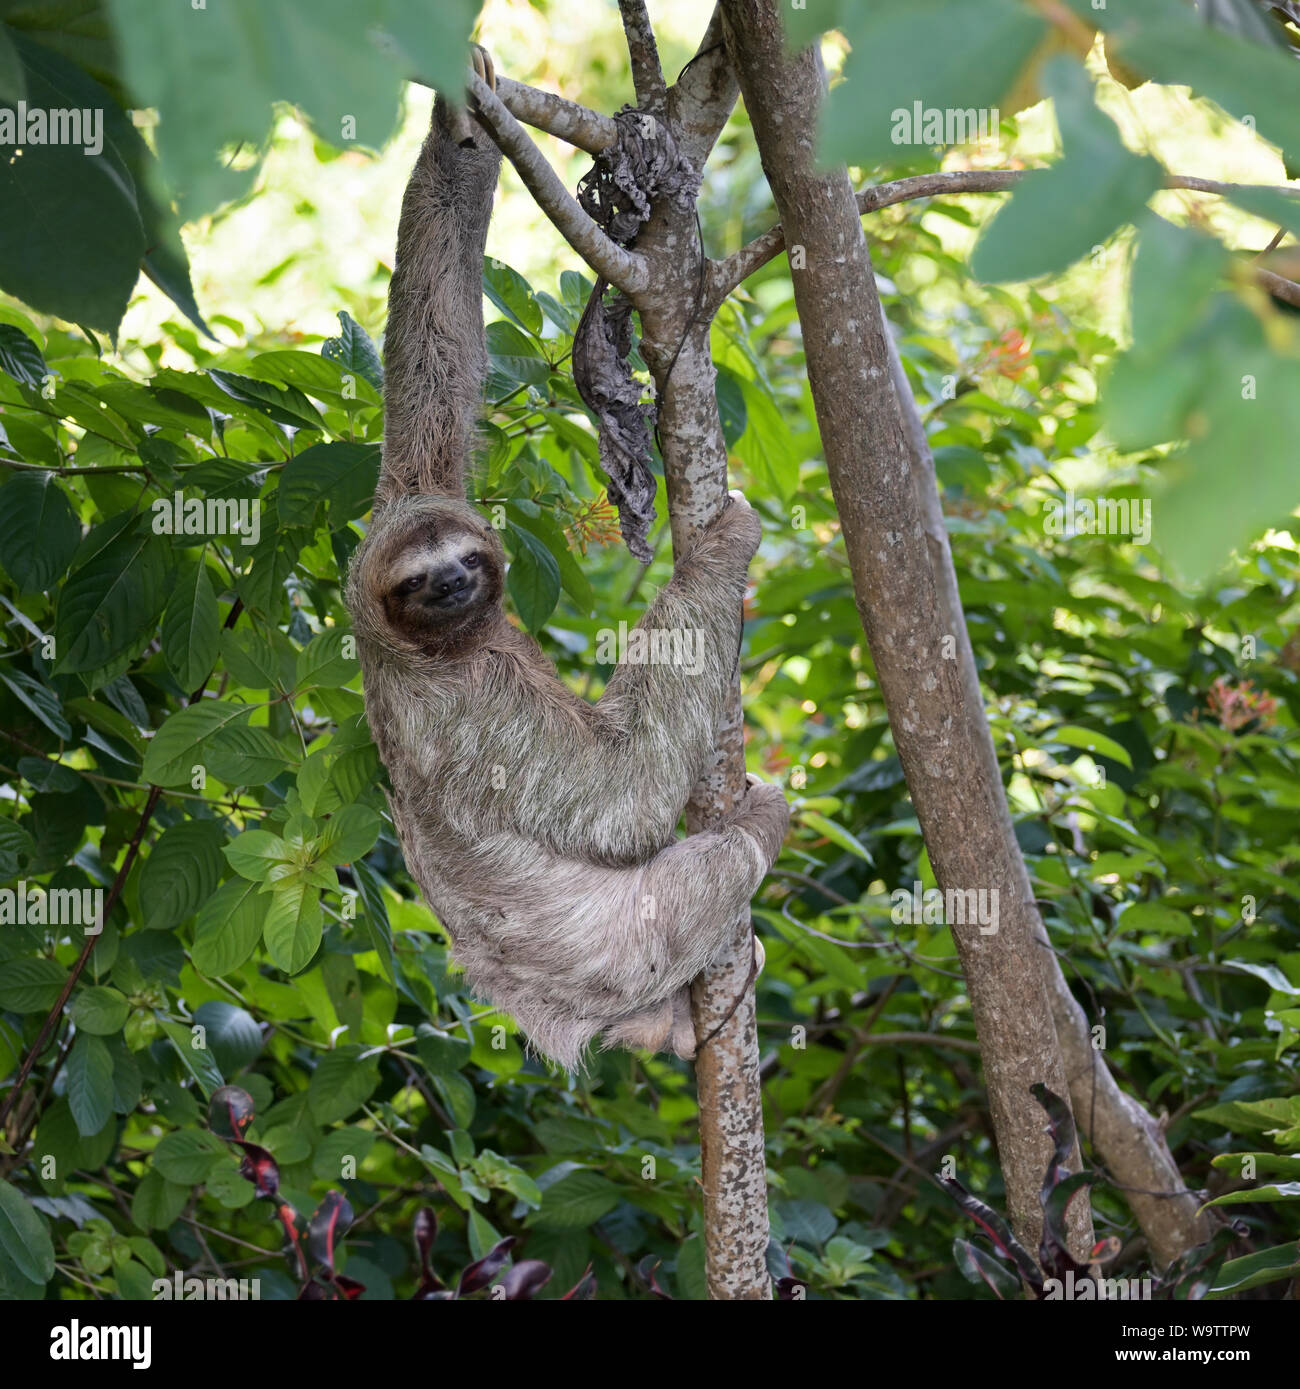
473;494;763;864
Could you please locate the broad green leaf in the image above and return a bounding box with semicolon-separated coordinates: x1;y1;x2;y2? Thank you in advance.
66;1033;113;1136
504;522;561;633
0;957;66;1013
161;561;220;694
528;1170;621;1230
484;257;543;336
0;1180;55;1285
0;471;80;593
972;59;1163;284
151;1128;227;1183
0;670;72;740
262;880;323;974
798;809;873;863
321;310;384;391
821;0;1044;166
141;701;252;786
308;1046;379;1124
279;441;381;527
487;320;549;392
204;725;295;787
504;506;593;616
191;877;269;976
139;820;225;929
1049;726;1134;769
55;524;171;675
295;628;358;690
1211;1243;1300;1296
160;1019;224;1097
223;830;291;882
317;805;381;866
193;1001;263;1073
68;986;130;1036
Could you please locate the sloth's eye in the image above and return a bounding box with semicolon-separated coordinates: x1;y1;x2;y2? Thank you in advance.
463;553;480;569
398;574;424;594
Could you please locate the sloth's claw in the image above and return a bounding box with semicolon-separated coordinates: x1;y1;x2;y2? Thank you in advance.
470;43;496;93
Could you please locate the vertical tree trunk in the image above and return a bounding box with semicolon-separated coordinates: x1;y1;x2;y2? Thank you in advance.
717;0;1093;1258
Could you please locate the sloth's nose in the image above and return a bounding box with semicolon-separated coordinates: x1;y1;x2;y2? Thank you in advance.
429;561;471;599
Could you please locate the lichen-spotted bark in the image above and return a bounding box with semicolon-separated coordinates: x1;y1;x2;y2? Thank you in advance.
634;233;771;1298
717;0;1093;1259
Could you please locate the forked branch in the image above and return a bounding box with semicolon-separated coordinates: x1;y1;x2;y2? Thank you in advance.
468;73;648;295
617;0;668;115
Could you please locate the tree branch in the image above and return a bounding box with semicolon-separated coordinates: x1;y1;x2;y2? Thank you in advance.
467;73;648;295
617;0;668;116
494;75;617;154
1256;265;1300;307
666;5;738;171
710;168;1300;303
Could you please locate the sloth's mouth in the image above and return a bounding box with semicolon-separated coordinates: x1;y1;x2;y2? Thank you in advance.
427;584;477;612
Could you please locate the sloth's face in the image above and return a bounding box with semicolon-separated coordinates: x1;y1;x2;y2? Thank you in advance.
381;517;505;641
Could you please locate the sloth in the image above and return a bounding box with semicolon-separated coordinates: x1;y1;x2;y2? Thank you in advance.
345;51;788;1070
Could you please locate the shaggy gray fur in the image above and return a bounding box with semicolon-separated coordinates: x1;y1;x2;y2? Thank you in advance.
345;75;788;1070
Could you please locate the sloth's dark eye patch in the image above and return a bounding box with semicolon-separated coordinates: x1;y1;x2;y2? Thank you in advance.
396;573;424;595
463;553;480;569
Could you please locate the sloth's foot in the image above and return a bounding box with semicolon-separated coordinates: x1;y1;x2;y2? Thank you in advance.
470;42;496;93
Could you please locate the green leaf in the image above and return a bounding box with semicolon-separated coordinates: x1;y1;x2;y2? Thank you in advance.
193;1001;263;1073
0;323;46;388
415;1024;472;1077
161;561;220;693
295;628;359;689
486;320;549;391
1211;1243;1300;1296
68;986;130;1036
160;1019;224;1097
1049;725;1134;769
504;522;561;633
972;59;1164;284
130;1170;189;1231
308;1046;379;1124
321;310;383;391
1205;1182;1300;1206
0;37;144;332
206;368;324;433
0;670;72;740
204;725;295;787
0;1180;55;1285
262;880;323;974
529;1170;621;1230
224;829;291;882
139;820;226;929
317;805;381;866
0;472;81;593
141;701;252;786
505;505;593;616
821;0;1044;166
66;1033;113;1136
798;809;872;863
191;877;268;976
151;1128;227;1183
0;23;25;103
0;957;66;1013
55;523;171;675
484;258;543;336
279;441;381;527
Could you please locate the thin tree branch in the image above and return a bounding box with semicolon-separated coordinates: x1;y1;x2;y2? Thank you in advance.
665;5;738;171
467;73;648;295
710;168;1300;303
494;75;617;154
1256;265;1300;307
617;0;668;116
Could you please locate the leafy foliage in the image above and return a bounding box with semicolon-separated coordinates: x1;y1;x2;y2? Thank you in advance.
0;0;1298;1303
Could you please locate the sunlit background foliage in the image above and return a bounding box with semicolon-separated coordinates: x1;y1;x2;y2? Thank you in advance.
0;0;1297;1300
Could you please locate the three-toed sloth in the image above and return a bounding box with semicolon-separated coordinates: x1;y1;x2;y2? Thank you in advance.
345;52;788;1070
